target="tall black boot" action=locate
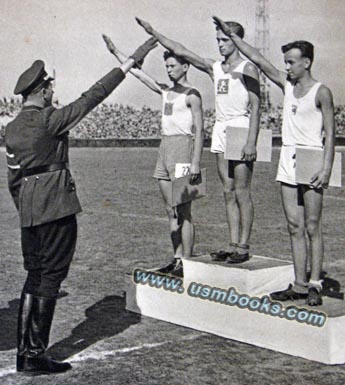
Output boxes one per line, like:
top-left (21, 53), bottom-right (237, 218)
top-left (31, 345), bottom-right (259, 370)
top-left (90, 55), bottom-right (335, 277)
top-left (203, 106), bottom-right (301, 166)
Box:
top-left (16, 292), bottom-right (34, 372)
top-left (20, 296), bottom-right (72, 375)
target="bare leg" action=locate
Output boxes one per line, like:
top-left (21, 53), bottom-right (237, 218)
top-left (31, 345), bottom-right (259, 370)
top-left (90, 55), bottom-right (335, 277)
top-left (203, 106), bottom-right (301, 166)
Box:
top-left (158, 179), bottom-right (183, 259)
top-left (233, 161), bottom-right (254, 249)
top-left (302, 186), bottom-right (324, 282)
top-left (280, 183), bottom-right (308, 290)
top-left (215, 153), bottom-right (239, 247)
top-left (177, 202), bottom-right (194, 259)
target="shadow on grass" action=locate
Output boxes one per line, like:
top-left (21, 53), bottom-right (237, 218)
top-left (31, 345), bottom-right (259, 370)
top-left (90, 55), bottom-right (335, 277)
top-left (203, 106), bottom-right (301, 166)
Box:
top-left (48, 294), bottom-right (141, 361)
top-left (0, 298), bottom-right (19, 351)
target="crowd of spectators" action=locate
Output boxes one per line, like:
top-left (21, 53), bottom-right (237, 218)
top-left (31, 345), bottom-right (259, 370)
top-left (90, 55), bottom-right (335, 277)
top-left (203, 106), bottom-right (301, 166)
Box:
top-left (1, 97), bottom-right (345, 139)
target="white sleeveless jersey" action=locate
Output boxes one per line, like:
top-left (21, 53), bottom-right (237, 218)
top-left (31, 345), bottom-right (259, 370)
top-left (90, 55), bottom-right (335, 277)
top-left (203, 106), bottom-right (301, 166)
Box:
top-left (161, 89), bottom-right (193, 136)
top-left (282, 81), bottom-right (323, 147)
top-left (213, 60), bottom-right (250, 126)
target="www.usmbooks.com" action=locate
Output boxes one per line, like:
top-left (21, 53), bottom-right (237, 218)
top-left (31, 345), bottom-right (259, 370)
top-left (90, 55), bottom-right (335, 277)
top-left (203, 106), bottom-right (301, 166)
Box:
top-left (133, 269), bottom-right (327, 327)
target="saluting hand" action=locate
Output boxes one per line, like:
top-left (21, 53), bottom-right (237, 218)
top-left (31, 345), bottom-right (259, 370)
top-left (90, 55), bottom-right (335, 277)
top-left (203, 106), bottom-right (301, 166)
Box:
top-left (136, 17), bottom-right (154, 35)
top-left (102, 34), bottom-right (116, 55)
top-left (212, 16), bottom-right (233, 37)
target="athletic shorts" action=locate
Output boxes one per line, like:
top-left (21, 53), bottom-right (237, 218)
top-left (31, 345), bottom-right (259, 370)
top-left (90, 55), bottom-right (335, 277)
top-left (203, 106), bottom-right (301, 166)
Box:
top-left (210, 116), bottom-right (250, 153)
top-left (276, 145), bottom-right (297, 186)
top-left (153, 135), bottom-right (193, 181)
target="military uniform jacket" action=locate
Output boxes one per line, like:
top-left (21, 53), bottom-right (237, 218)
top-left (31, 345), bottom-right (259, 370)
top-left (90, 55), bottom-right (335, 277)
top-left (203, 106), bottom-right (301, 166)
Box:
top-left (6, 68), bottom-right (125, 228)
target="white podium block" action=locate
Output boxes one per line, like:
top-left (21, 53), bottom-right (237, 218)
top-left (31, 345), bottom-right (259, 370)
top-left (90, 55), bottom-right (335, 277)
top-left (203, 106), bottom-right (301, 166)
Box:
top-left (126, 255), bottom-right (345, 364)
top-left (225, 127), bottom-right (272, 162)
top-left (182, 255), bottom-right (294, 296)
top-left (171, 168), bottom-right (207, 207)
top-left (295, 147), bottom-right (342, 187)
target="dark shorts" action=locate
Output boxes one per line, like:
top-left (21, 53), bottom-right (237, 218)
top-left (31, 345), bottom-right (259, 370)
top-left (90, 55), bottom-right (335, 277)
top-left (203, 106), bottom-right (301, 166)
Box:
top-left (153, 135), bottom-right (193, 181)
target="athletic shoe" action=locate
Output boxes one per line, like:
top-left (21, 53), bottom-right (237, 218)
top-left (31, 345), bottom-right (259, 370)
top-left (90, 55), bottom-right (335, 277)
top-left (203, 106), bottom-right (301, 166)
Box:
top-left (306, 287), bottom-right (323, 306)
top-left (170, 261), bottom-right (184, 278)
top-left (226, 252), bottom-right (250, 264)
top-left (156, 259), bottom-right (180, 274)
top-left (210, 250), bottom-right (235, 262)
top-left (270, 284), bottom-right (308, 301)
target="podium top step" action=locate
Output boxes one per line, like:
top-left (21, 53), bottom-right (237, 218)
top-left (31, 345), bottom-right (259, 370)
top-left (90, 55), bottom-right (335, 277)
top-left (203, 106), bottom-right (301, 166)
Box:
top-left (188, 255), bottom-right (292, 271)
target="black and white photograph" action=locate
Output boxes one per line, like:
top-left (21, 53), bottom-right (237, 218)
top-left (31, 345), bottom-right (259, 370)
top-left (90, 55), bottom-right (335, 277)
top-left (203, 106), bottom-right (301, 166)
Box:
top-left (0, 0), bottom-right (345, 384)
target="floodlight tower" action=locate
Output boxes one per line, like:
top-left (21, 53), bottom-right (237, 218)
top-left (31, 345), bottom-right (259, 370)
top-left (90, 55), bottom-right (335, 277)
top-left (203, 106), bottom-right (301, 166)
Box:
top-left (255, 0), bottom-right (271, 108)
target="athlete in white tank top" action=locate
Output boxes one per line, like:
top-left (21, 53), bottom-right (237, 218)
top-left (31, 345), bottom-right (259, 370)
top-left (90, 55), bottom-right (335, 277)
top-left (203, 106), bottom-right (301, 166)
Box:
top-left (161, 89), bottom-right (194, 136)
top-left (213, 60), bottom-right (250, 125)
top-left (282, 81), bottom-right (323, 147)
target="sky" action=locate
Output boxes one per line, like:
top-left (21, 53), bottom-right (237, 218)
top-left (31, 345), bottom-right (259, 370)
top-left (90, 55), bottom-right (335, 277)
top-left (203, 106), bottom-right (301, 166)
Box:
top-left (0, 0), bottom-right (344, 109)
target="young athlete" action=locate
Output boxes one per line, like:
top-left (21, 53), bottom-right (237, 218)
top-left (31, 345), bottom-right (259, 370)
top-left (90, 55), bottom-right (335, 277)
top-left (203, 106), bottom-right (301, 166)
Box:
top-left (103, 35), bottom-right (204, 277)
top-left (136, 17), bottom-right (260, 263)
top-left (213, 16), bottom-right (335, 306)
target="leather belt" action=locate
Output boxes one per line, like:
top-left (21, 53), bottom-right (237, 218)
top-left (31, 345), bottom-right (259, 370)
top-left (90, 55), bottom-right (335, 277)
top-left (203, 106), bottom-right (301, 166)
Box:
top-left (22, 162), bottom-right (69, 177)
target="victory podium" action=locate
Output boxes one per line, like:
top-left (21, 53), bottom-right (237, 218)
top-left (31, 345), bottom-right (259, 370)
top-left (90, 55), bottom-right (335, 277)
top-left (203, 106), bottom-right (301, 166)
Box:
top-left (126, 255), bottom-right (345, 364)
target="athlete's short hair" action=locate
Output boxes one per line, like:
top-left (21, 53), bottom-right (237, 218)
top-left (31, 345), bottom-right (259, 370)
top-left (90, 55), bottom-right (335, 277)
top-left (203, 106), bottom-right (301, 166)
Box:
top-left (281, 40), bottom-right (314, 65)
top-left (163, 51), bottom-right (189, 65)
top-left (215, 21), bottom-right (245, 39)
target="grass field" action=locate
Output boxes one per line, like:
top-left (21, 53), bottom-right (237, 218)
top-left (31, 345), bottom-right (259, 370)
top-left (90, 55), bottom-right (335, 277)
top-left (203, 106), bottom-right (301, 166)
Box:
top-left (1, 147), bottom-right (345, 385)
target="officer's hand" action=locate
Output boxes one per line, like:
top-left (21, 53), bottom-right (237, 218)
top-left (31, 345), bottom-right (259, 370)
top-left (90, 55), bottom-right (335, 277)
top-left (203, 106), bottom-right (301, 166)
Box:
top-left (129, 37), bottom-right (158, 68)
top-left (102, 34), bottom-right (116, 55)
top-left (136, 17), bottom-right (154, 35)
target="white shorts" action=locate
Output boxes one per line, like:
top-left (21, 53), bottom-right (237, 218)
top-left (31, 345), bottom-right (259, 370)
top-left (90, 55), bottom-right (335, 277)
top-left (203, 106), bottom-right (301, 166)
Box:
top-left (210, 117), bottom-right (250, 154)
top-left (276, 145), bottom-right (297, 185)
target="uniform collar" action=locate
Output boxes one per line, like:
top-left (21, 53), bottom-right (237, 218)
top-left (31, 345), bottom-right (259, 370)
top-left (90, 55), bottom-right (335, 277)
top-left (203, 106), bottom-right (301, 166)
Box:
top-left (22, 105), bottom-right (43, 112)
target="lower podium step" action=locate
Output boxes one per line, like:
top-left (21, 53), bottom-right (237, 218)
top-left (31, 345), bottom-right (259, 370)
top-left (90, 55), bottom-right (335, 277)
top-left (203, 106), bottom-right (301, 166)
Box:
top-left (126, 256), bottom-right (345, 365)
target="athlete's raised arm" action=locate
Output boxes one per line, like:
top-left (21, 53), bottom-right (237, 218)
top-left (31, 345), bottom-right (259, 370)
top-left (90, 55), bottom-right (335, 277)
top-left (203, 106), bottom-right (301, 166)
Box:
top-left (102, 34), bottom-right (163, 94)
top-left (136, 17), bottom-right (215, 79)
top-left (213, 16), bottom-right (286, 90)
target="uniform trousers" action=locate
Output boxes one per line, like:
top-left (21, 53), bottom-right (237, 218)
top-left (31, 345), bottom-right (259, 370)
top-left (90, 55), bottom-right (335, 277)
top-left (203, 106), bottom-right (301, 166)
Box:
top-left (21, 214), bottom-right (77, 298)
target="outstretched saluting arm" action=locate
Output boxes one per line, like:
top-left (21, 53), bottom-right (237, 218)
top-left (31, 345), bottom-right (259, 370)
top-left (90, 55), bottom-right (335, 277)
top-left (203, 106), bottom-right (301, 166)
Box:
top-left (46, 37), bottom-right (158, 136)
top-left (102, 34), bottom-right (163, 94)
top-left (213, 16), bottom-right (286, 90)
top-left (136, 17), bottom-right (215, 79)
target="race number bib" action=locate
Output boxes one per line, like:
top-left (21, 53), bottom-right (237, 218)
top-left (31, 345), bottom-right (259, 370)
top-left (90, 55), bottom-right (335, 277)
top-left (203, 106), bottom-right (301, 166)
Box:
top-left (175, 163), bottom-right (191, 178)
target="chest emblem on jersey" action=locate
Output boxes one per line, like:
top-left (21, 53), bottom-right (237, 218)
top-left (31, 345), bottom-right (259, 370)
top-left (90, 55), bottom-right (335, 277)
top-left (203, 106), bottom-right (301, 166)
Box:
top-left (164, 102), bottom-right (174, 115)
top-left (217, 79), bottom-right (229, 94)
top-left (291, 104), bottom-right (298, 115)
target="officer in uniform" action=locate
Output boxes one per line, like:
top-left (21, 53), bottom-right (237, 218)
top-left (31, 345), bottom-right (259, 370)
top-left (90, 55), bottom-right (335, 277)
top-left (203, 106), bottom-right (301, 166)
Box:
top-left (5, 37), bottom-right (157, 375)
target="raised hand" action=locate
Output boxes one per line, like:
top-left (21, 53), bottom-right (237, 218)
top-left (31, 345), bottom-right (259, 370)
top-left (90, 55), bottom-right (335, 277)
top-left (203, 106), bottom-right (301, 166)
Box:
top-left (135, 17), bottom-right (154, 35)
top-left (212, 16), bottom-right (233, 36)
top-left (102, 34), bottom-right (116, 55)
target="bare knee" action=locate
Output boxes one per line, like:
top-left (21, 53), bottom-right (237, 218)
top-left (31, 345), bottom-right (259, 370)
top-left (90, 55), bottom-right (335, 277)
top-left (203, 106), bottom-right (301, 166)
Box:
top-left (234, 185), bottom-right (251, 204)
top-left (305, 217), bottom-right (321, 239)
top-left (287, 220), bottom-right (305, 238)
